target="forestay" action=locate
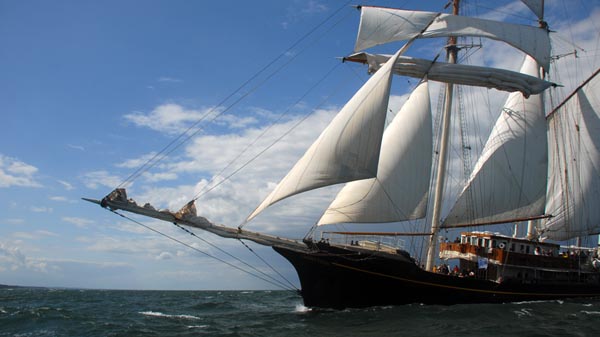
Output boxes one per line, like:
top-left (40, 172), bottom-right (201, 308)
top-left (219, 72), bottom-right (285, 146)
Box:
top-left (354, 6), bottom-right (551, 70)
top-left (542, 69), bottom-right (600, 241)
top-left (345, 52), bottom-right (554, 97)
top-left (318, 81), bottom-right (432, 225)
top-left (246, 49), bottom-right (403, 222)
top-left (443, 56), bottom-right (547, 227)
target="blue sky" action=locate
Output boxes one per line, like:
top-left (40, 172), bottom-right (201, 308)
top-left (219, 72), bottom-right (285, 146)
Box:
top-left (1, 0), bottom-right (599, 290)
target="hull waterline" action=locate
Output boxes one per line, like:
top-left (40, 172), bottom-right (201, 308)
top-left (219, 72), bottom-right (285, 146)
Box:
top-left (273, 244), bottom-right (600, 309)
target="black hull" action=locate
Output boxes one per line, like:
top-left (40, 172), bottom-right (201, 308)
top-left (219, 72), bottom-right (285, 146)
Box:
top-left (273, 245), bottom-right (600, 309)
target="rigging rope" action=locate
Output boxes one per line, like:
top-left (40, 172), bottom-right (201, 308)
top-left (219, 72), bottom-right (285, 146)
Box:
top-left (108, 209), bottom-right (298, 292)
top-left (192, 61), bottom-right (343, 202)
top-left (237, 239), bottom-right (298, 291)
top-left (192, 5), bottom-right (359, 201)
top-left (172, 222), bottom-right (299, 292)
top-left (115, 0), bottom-right (355, 191)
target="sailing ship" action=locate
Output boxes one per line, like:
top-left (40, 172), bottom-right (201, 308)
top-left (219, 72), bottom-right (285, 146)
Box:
top-left (86, 0), bottom-right (600, 309)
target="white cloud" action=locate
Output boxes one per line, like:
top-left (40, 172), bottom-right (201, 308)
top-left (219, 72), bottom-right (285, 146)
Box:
top-left (67, 144), bottom-right (85, 151)
top-left (214, 114), bottom-right (258, 129)
top-left (156, 251), bottom-right (174, 260)
top-left (0, 240), bottom-right (135, 287)
top-left (0, 241), bottom-right (47, 273)
top-left (118, 107), bottom-right (339, 237)
top-left (83, 231), bottom-right (211, 261)
top-left (62, 216), bottom-right (94, 228)
top-left (57, 180), bottom-right (75, 190)
top-left (157, 77), bottom-right (182, 83)
top-left (12, 232), bottom-right (35, 240)
top-left (301, 0), bottom-right (328, 14)
top-left (116, 152), bottom-right (160, 169)
top-left (3, 218), bottom-right (25, 225)
top-left (141, 171), bottom-right (178, 183)
top-left (12, 230), bottom-right (58, 240)
top-left (36, 230), bottom-right (59, 237)
top-left (30, 206), bottom-right (53, 213)
top-left (282, 0), bottom-right (328, 29)
top-left (81, 170), bottom-right (122, 190)
top-left (124, 103), bottom-right (220, 135)
top-left (0, 154), bottom-right (41, 188)
top-left (123, 103), bottom-right (261, 135)
top-left (113, 105), bottom-right (337, 232)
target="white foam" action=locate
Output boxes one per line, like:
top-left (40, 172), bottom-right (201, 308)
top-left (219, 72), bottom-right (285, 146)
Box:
top-left (513, 308), bottom-right (533, 317)
top-left (139, 311), bottom-right (201, 320)
top-left (294, 304), bottom-right (311, 313)
top-left (513, 299), bottom-right (560, 305)
top-left (187, 325), bottom-right (209, 329)
top-left (581, 310), bottom-right (600, 315)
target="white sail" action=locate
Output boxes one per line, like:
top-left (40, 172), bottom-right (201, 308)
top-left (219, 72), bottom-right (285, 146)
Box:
top-left (355, 6), bottom-right (551, 69)
top-left (318, 81), bottom-right (432, 225)
top-left (521, 0), bottom-right (544, 20)
top-left (443, 56), bottom-right (547, 227)
top-left (246, 49), bottom-right (403, 222)
top-left (542, 69), bottom-right (600, 241)
top-left (345, 52), bottom-right (554, 96)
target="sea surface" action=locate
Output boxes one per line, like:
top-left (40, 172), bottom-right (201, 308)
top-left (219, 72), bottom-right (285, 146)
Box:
top-left (1, 287), bottom-right (599, 337)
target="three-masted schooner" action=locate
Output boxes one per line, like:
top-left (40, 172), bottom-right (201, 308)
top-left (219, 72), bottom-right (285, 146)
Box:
top-left (87, 0), bottom-right (600, 309)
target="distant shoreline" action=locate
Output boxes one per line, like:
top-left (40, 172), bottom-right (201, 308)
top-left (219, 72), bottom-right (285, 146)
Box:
top-left (0, 284), bottom-right (34, 289)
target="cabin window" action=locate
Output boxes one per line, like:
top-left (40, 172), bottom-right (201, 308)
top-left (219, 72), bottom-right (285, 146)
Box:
top-left (511, 243), bottom-right (515, 252)
top-left (491, 240), bottom-right (497, 248)
top-left (526, 246), bottom-right (530, 254)
top-left (519, 244), bottom-right (524, 253)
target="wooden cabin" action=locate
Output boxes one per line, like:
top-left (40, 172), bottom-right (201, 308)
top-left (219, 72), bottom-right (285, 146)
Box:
top-left (439, 232), bottom-right (599, 284)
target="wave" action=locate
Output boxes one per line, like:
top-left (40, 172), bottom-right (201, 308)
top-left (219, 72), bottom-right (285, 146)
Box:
top-left (512, 299), bottom-right (563, 305)
top-left (187, 325), bottom-right (209, 329)
top-left (139, 311), bottom-right (201, 320)
top-left (513, 308), bottom-right (533, 317)
top-left (294, 304), bottom-right (312, 313)
top-left (581, 310), bottom-right (600, 315)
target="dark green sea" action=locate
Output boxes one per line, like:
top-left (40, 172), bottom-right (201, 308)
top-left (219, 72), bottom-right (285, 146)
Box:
top-left (1, 287), bottom-right (599, 336)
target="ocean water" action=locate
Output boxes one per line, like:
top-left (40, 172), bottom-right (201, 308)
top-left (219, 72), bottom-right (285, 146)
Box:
top-left (1, 287), bottom-right (599, 337)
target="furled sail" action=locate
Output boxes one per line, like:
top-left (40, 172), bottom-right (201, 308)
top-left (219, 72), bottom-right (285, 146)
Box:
top-left (246, 49), bottom-right (403, 222)
top-left (542, 68), bottom-right (600, 241)
top-left (355, 6), bottom-right (551, 69)
top-left (318, 81), bottom-right (432, 225)
top-left (345, 52), bottom-right (554, 97)
top-left (443, 56), bottom-right (547, 227)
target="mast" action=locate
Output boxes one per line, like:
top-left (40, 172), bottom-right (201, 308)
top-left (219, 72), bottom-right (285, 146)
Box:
top-left (425, 0), bottom-right (459, 271)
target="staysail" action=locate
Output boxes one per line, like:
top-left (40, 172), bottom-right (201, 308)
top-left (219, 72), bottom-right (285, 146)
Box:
top-left (318, 81), bottom-right (432, 225)
top-left (246, 49), bottom-right (404, 221)
top-left (521, 0), bottom-right (544, 20)
top-left (542, 68), bottom-right (600, 240)
top-left (443, 55), bottom-right (547, 227)
top-left (354, 6), bottom-right (551, 69)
